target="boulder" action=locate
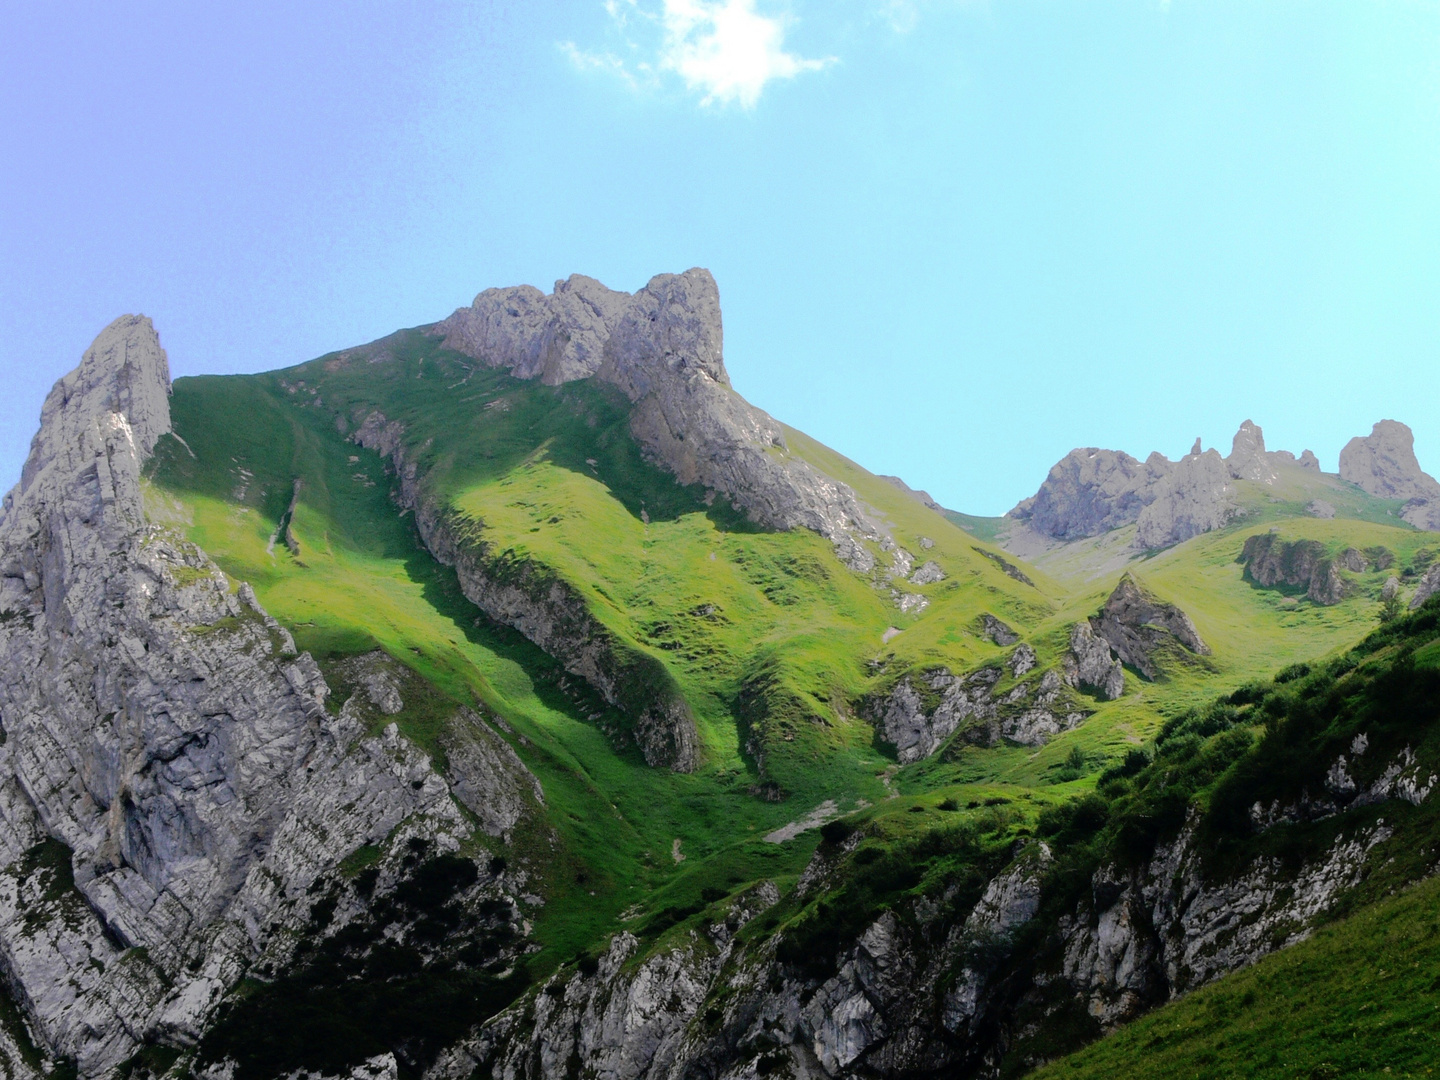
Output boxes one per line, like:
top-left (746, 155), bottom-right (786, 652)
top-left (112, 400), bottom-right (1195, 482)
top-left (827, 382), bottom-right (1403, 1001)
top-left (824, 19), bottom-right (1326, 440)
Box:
top-left (981, 614), bottom-right (1019, 646)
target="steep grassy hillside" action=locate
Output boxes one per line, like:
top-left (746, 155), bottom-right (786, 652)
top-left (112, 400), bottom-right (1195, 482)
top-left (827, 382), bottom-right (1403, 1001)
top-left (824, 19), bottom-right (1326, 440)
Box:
top-left (142, 324), bottom-right (1440, 1064)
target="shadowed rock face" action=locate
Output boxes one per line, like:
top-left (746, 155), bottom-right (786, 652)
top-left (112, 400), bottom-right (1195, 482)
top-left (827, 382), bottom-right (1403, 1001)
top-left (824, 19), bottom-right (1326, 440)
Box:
top-left (1339, 420), bottom-right (1440, 532)
top-left (1090, 574), bottom-right (1209, 680)
top-left (1240, 533), bottom-right (1352, 606)
top-left (435, 269), bottom-right (885, 565)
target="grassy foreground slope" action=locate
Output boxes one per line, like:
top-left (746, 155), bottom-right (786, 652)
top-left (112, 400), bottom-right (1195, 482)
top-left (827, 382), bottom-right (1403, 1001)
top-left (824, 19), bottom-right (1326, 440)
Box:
top-left (1033, 872), bottom-right (1440, 1079)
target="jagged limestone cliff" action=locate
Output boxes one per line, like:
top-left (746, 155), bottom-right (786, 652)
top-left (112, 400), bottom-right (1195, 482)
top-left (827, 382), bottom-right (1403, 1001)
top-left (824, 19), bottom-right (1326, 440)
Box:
top-left (0, 318), bottom-right (540, 1077)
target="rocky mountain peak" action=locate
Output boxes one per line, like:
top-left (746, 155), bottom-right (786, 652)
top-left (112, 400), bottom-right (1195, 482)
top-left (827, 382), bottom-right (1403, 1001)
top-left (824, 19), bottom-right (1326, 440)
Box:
top-left (1339, 420), bottom-right (1440, 502)
top-left (436, 272), bottom-right (631, 385)
top-left (435, 269), bottom-right (727, 391)
top-left (1227, 419), bottom-right (1275, 482)
top-left (14, 315), bottom-right (172, 504)
top-left (435, 268), bottom-right (884, 565)
top-left (1340, 420), bottom-right (1440, 531)
top-left (1007, 447), bottom-right (1171, 540)
top-left (598, 268), bottom-right (729, 397)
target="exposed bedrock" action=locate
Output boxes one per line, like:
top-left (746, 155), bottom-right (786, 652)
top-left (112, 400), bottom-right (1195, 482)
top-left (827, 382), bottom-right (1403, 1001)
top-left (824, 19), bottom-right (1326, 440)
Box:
top-left (1064, 621), bottom-right (1126, 701)
top-left (1133, 448), bottom-right (1238, 550)
top-left (866, 662), bottom-right (1088, 762)
top-left (1007, 448), bottom-right (1172, 540)
top-left (1012, 421), bottom-right (1329, 548)
top-left (1340, 419), bottom-right (1440, 532)
top-left (352, 411), bottom-right (699, 772)
top-left (447, 782), bottom-right (1416, 1080)
top-left (1091, 573), bottom-right (1210, 678)
top-left (0, 318), bottom-right (521, 1075)
top-left (1412, 564), bottom-right (1440, 611)
top-left (436, 269), bottom-right (886, 567)
top-left (1064, 575), bottom-right (1208, 694)
top-left (1239, 533), bottom-right (1351, 606)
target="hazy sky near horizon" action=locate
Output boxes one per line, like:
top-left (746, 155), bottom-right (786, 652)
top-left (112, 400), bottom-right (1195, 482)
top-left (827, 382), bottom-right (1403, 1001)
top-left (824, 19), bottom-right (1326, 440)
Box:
top-left (3, 1), bottom-right (1439, 515)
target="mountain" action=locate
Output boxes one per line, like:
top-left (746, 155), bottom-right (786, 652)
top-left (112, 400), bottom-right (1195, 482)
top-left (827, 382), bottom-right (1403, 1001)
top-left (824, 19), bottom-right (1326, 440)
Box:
top-left (0, 271), bottom-right (1438, 1080)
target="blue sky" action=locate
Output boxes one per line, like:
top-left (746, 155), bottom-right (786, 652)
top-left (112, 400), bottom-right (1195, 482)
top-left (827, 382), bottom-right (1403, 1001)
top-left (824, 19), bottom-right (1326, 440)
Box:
top-left (3, 1), bottom-right (1439, 515)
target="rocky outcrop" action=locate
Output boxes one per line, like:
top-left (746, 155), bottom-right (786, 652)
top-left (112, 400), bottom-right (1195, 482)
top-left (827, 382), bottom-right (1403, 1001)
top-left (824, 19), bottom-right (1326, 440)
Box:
top-left (1134, 448), bottom-right (1238, 549)
top-left (1339, 420), bottom-right (1440, 532)
top-left (351, 411), bottom-right (700, 772)
top-left (0, 319), bottom-right (510, 1075)
top-left (435, 270), bottom-right (886, 565)
top-left (1063, 622), bottom-right (1125, 700)
top-left (1412, 564), bottom-right (1440, 610)
top-left (1013, 421), bottom-right (1330, 548)
top-left (1225, 419), bottom-right (1276, 482)
top-left (439, 882), bottom-right (781, 1080)
top-left (1008, 449), bottom-right (1172, 540)
top-left (1339, 419), bottom-right (1440, 501)
top-left (868, 664), bottom-right (1087, 761)
top-left (980, 614), bottom-right (1019, 646)
top-left (1239, 533), bottom-right (1350, 606)
top-left (451, 774), bottom-right (1418, 1080)
top-left (1090, 574), bottom-right (1209, 679)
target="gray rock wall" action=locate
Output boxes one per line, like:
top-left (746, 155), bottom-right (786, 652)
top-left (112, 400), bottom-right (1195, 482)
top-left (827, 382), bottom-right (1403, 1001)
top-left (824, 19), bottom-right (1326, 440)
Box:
top-left (0, 319), bottom-right (514, 1075)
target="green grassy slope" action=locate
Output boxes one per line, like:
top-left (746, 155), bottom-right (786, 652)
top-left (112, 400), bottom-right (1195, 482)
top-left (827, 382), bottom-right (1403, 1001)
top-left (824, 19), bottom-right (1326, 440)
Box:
top-left (146, 373), bottom-right (823, 967)
top-left (1032, 869), bottom-right (1440, 1080)
top-left (250, 330), bottom-right (1057, 794)
top-left (143, 325), bottom-right (1440, 1014)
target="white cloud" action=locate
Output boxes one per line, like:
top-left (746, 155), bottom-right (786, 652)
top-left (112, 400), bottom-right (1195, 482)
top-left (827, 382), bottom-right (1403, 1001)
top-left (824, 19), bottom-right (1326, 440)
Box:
top-left (564, 0), bottom-right (833, 108)
top-left (659, 0), bottom-right (831, 106)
